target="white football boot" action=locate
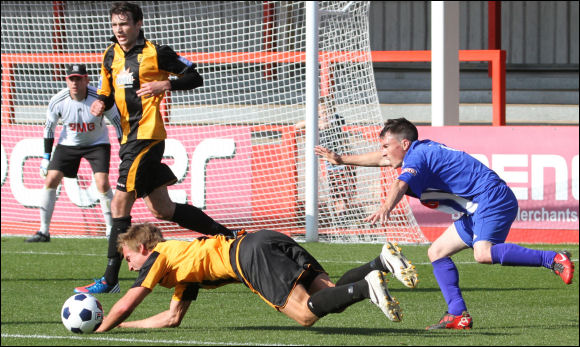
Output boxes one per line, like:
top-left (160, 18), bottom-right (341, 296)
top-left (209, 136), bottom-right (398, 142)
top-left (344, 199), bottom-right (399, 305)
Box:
top-left (364, 270), bottom-right (402, 322)
top-left (380, 241), bottom-right (418, 289)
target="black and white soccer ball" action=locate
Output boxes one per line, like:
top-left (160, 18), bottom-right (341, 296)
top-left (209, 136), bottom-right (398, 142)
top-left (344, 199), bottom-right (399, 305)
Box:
top-left (61, 293), bottom-right (103, 333)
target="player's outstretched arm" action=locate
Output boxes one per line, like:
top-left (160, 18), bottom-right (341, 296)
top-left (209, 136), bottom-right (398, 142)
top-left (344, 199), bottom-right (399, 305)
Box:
top-left (96, 286), bottom-right (151, 332)
top-left (364, 179), bottom-right (408, 225)
top-left (315, 145), bottom-right (389, 167)
top-left (118, 298), bottom-right (192, 329)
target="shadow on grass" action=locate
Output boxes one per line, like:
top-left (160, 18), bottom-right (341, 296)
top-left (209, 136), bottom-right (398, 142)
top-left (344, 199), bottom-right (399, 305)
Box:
top-left (0, 276), bottom-right (559, 295)
top-left (230, 325), bottom-right (520, 337)
top-left (373, 286), bottom-right (558, 294)
top-left (92, 325), bottom-right (519, 338)
top-left (2, 321), bottom-right (60, 325)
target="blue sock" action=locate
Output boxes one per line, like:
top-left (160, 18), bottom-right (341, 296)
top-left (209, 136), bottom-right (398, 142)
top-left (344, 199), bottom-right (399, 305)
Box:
top-left (491, 243), bottom-right (556, 268)
top-left (432, 257), bottom-right (467, 316)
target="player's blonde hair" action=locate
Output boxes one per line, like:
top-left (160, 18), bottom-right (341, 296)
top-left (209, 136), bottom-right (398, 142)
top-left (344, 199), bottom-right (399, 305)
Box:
top-left (117, 223), bottom-right (165, 253)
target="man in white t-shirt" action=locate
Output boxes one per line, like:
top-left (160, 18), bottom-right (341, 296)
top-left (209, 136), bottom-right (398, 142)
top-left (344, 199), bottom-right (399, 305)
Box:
top-left (26, 64), bottom-right (123, 242)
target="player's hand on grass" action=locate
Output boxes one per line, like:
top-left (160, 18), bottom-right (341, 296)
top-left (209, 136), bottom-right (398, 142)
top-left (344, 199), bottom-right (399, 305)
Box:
top-left (91, 99), bottom-right (105, 117)
top-left (314, 145), bottom-right (342, 165)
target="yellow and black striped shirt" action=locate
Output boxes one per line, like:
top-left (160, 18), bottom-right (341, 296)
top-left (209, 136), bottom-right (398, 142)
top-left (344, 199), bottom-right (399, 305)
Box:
top-left (133, 236), bottom-right (239, 302)
top-left (97, 31), bottom-right (202, 143)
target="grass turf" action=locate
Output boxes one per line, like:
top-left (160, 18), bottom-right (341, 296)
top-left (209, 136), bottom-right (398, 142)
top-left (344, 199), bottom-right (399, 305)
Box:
top-left (1, 236), bottom-right (578, 346)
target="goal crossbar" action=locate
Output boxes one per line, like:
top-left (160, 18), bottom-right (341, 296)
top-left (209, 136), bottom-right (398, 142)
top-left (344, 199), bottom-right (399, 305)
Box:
top-left (3, 49), bottom-right (507, 126)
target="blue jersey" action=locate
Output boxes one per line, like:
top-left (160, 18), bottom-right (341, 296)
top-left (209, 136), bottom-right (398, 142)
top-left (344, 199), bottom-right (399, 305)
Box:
top-left (398, 140), bottom-right (507, 215)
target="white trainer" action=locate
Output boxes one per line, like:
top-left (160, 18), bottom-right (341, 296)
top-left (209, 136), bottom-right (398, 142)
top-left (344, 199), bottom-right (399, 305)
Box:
top-left (380, 241), bottom-right (418, 289)
top-left (364, 270), bottom-right (402, 322)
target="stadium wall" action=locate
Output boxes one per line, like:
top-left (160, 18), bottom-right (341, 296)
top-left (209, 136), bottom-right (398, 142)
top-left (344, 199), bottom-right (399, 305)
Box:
top-left (369, 1), bottom-right (579, 109)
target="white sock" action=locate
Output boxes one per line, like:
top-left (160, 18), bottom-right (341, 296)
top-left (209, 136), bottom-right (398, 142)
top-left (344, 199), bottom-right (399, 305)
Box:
top-left (100, 189), bottom-right (114, 237)
top-left (39, 188), bottom-right (57, 235)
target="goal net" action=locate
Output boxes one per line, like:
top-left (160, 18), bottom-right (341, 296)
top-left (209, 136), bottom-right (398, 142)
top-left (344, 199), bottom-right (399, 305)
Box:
top-left (1, 1), bottom-right (427, 243)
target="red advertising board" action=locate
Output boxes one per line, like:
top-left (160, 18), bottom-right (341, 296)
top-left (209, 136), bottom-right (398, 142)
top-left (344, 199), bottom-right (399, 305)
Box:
top-left (1, 124), bottom-right (578, 243)
top-left (408, 126), bottom-right (578, 243)
top-left (0, 125), bottom-right (254, 226)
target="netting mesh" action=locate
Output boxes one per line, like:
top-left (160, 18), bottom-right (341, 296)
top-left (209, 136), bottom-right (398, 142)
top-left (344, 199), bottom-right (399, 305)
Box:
top-left (1, 1), bottom-right (426, 243)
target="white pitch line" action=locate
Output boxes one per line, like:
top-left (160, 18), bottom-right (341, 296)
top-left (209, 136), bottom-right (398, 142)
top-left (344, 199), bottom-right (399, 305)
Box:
top-left (1, 333), bottom-right (302, 346)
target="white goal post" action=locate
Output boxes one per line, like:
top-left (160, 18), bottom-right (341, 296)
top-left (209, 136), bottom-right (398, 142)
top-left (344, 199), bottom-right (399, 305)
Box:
top-left (1, 1), bottom-right (427, 243)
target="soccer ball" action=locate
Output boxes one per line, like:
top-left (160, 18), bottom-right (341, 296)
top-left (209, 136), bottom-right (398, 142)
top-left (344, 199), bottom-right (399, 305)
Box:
top-left (61, 293), bottom-right (103, 333)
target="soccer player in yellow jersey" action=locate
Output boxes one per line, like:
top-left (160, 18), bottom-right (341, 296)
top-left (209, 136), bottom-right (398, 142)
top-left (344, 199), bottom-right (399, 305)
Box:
top-left (96, 224), bottom-right (417, 331)
top-left (77, 2), bottom-right (236, 295)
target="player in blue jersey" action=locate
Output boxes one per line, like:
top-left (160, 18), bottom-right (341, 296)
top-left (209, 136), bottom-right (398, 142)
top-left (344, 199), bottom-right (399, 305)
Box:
top-left (315, 117), bottom-right (575, 330)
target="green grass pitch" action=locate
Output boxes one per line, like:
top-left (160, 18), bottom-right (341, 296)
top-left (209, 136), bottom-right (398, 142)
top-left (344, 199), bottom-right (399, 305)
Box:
top-left (1, 236), bottom-right (578, 346)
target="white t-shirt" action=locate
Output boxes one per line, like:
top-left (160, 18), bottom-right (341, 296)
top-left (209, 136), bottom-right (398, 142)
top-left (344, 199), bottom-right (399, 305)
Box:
top-left (44, 85), bottom-right (122, 146)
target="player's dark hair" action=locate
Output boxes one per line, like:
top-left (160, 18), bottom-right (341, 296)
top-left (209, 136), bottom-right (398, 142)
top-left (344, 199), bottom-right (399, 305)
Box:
top-left (110, 2), bottom-right (143, 24)
top-left (117, 223), bottom-right (165, 253)
top-left (379, 117), bottom-right (418, 142)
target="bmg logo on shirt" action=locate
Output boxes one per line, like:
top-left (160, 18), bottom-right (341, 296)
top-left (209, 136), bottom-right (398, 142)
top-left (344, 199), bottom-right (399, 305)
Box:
top-left (69, 122), bottom-right (95, 132)
top-left (115, 67), bottom-right (135, 89)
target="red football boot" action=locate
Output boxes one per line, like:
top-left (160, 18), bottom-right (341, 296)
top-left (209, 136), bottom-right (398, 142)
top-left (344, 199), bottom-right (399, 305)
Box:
top-left (552, 251), bottom-right (574, 284)
top-left (426, 311), bottom-right (473, 330)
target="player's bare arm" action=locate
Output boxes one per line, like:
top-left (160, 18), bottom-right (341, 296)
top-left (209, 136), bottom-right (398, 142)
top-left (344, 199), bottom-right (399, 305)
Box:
top-left (364, 179), bottom-right (408, 225)
top-left (315, 146), bottom-right (389, 167)
top-left (136, 80), bottom-right (172, 98)
top-left (118, 298), bottom-right (192, 329)
top-left (95, 286), bottom-right (151, 332)
top-left (90, 99), bottom-right (105, 117)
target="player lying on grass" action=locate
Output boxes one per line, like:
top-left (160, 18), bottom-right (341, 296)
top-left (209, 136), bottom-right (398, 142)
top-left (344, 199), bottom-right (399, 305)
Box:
top-left (95, 223), bottom-right (418, 331)
top-left (315, 117), bottom-right (575, 330)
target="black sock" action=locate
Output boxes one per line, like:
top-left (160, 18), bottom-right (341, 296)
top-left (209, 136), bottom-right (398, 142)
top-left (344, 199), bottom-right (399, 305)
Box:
top-left (335, 257), bottom-right (385, 286)
top-left (103, 216), bottom-right (131, 285)
top-left (103, 256), bottom-right (122, 286)
top-left (172, 203), bottom-right (233, 237)
top-left (307, 280), bottom-right (369, 318)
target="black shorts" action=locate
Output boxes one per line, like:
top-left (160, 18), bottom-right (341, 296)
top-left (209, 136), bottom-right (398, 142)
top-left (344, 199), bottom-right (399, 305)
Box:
top-left (117, 139), bottom-right (177, 198)
top-left (229, 229), bottom-right (327, 310)
top-left (48, 143), bottom-right (111, 178)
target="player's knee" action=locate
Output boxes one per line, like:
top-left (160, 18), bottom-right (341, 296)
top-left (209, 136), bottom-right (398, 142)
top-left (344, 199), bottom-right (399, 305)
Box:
top-left (96, 182), bottom-right (111, 193)
top-left (297, 313), bottom-right (318, 327)
top-left (150, 207), bottom-right (172, 220)
top-left (150, 209), bottom-right (166, 220)
top-left (473, 249), bottom-right (492, 264)
top-left (44, 176), bottom-right (61, 189)
top-left (427, 245), bottom-right (442, 262)
top-left (473, 242), bottom-right (493, 264)
top-left (288, 309), bottom-right (318, 327)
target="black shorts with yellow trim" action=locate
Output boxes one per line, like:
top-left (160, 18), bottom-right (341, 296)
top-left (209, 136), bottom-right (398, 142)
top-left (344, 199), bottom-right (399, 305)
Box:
top-left (229, 229), bottom-right (327, 310)
top-left (116, 139), bottom-right (177, 198)
top-left (48, 143), bottom-right (111, 178)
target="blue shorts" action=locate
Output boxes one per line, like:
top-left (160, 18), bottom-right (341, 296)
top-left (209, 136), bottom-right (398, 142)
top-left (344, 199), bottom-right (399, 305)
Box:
top-left (454, 184), bottom-right (518, 248)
